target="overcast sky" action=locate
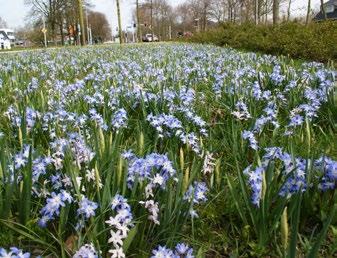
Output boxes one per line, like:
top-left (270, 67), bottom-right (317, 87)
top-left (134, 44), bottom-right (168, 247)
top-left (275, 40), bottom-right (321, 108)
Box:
top-left (0, 0), bottom-right (322, 33)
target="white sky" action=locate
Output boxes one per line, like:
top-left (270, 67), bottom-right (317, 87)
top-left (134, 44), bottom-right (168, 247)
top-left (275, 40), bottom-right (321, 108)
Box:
top-left (0, 0), bottom-right (322, 33)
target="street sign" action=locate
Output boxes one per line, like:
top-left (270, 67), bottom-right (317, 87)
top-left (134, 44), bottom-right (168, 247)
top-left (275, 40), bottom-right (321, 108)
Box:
top-left (41, 28), bottom-right (47, 33)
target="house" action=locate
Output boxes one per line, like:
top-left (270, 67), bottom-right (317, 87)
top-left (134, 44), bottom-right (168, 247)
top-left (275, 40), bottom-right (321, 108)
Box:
top-left (0, 29), bottom-right (15, 45)
top-left (314, 0), bottom-right (337, 21)
top-left (0, 31), bottom-right (11, 50)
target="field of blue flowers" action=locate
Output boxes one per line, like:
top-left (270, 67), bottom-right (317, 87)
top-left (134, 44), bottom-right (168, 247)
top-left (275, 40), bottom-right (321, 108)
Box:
top-left (0, 43), bottom-right (336, 257)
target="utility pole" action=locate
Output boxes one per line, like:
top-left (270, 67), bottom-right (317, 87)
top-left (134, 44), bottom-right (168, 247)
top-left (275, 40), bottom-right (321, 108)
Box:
top-left (78, 0), bottom-right (86, 45)
top-left (116, 0), bottom-right (123, 44)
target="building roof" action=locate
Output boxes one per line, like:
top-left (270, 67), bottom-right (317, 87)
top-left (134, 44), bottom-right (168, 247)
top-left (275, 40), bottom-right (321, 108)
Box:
top-left (314, 0), bottom-right (337, 20)
top-left (0, 31), bottom-right (10, 40)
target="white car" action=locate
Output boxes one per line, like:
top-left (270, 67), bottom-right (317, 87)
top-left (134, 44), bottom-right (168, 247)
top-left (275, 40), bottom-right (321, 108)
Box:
top-left (142, 34), bottom-right (159, 42)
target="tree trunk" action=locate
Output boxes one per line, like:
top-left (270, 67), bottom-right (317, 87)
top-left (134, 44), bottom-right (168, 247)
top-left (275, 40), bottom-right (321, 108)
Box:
top-left (265, 1), bottom-right (268, 24)
top-left (258, 0), bottom-right (262, 23)
top-left (136, 0), bottom-right (141, 42)
top-left (228, 5), bottom-right (230, 21)
top-left (150, 0), bottom-right (153, 41)
top-left (116, 0), bottom-right (123, 44)
top-left (306, 0), bottom-right (311, 24)
top-left (320, 0), bottom-right (327, 20)
top-left (273, 0), bottom-right (279, 24)
top-left (287, 0), bottom-right (292, 21)
top-left (255, 0), bottom-right (258, 24)
top-left (78, 0), bottom-right (86, 45)
top-left (60, 23), bottom-right (64, 45)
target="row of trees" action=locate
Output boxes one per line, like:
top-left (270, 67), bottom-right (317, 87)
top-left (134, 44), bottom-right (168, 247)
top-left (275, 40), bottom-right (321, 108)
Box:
top-left (19, 0), bottom-right (111, 46)
top-left (4, 0), bottom-right (327, 46)
top-left (131, 0), bottom-right (325, 42)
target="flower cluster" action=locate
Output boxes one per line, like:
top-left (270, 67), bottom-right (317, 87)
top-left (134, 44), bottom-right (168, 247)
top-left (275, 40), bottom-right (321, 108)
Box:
top-left (73, 243), bottom-right (99, 258)
top-left (124, 152), bottom-right (177, 195)
top-left (106, 194), bottom-right (133, 256)
top-left (315, 156), bottom-right (337, 191)
top-left (242, 130), bottom-right (258, 150)
top-left (244, 147), bottom-right (310, 206)
top-left (38, 190), bottom-right (73, 227)
top-left (139, 199), bottom-right (160, 225)
top-left (232, 100), bottom-right (251, 120)
top-left (13, 145), bottom-right (31, 170)
top-left (151, 243), bottom-right (194, 258)
top-left (243, 166), bottom-right (264, 206)
top-left (0, 247), bottom-right (31, 258)
top-left (77, 196), bottom-right (98, 219)
top-left (111, 108), bottom-right (128, 130)
top-left (146, 113), bottom-right (203, 154)
top-left (184, 182), bottom-right (208, 218)
top-left (202, 152), bottom-right (216, 175)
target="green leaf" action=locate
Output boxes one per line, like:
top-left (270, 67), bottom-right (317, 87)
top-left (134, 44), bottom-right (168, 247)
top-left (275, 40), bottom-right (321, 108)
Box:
top-left (123, 224), bottom-right (138, 252)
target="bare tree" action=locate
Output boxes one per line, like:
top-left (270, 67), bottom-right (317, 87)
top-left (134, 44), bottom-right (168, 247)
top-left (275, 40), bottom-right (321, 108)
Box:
top-left (0, 17), bottom-right (7, 28)
top-left (25, 0), bottom-right (92, 45)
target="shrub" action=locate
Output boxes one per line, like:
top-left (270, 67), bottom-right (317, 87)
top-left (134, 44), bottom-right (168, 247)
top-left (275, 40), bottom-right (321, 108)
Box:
top-left (188, 21), bottom-right (337, 63)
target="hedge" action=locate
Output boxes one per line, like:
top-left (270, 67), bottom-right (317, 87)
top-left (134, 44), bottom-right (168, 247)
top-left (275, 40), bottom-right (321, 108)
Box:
top-left (188, 21), bottom-right (337, 63)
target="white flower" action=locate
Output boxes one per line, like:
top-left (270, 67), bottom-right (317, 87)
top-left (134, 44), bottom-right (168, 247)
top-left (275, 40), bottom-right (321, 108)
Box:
top-left (105, 216), bottom-right (120, 227)
top-left (109, 247), bottom-right (125, 258)
top-left (108, 230), bottom-right (124, 247)
top-left (152, 174), bottom-right (164, 186)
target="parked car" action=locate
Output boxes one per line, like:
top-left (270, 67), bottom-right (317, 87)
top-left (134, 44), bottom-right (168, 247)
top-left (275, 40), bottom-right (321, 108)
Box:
top-left (142, 34), bottom-right (159, 42)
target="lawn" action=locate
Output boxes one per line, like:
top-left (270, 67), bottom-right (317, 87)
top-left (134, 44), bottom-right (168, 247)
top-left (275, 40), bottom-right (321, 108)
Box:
top-left (0, 43), bottom-right (336, 257)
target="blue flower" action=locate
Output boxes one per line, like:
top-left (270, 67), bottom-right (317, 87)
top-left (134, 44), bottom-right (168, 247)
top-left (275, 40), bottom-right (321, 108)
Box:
top-left (38, 190), bottom-right (73, 227)
top-left (242, 130), bottom-right (258, 150)
top-left (175, 243), bottom-right (194, 257)
top-left (111, 108), bottom-right (128, 130)
top-left (0, 247), bottom-right (31, 258)
top-left (151, 245), bottom-right (175, 258)
top-left (126, 153), bottom-right (176, 190)
top-left (243, 166), bottom-right (264, 206)
top-left (315, 156), bottom-right (337, 191)
top-left (289, 114), bottom-right (304, 127)
top-left (73, 243), bottom-right (99, 258)
top-left (184, 182), bottom-right (208, 204)
top-left (77, 196), bottom-right (98, 219)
